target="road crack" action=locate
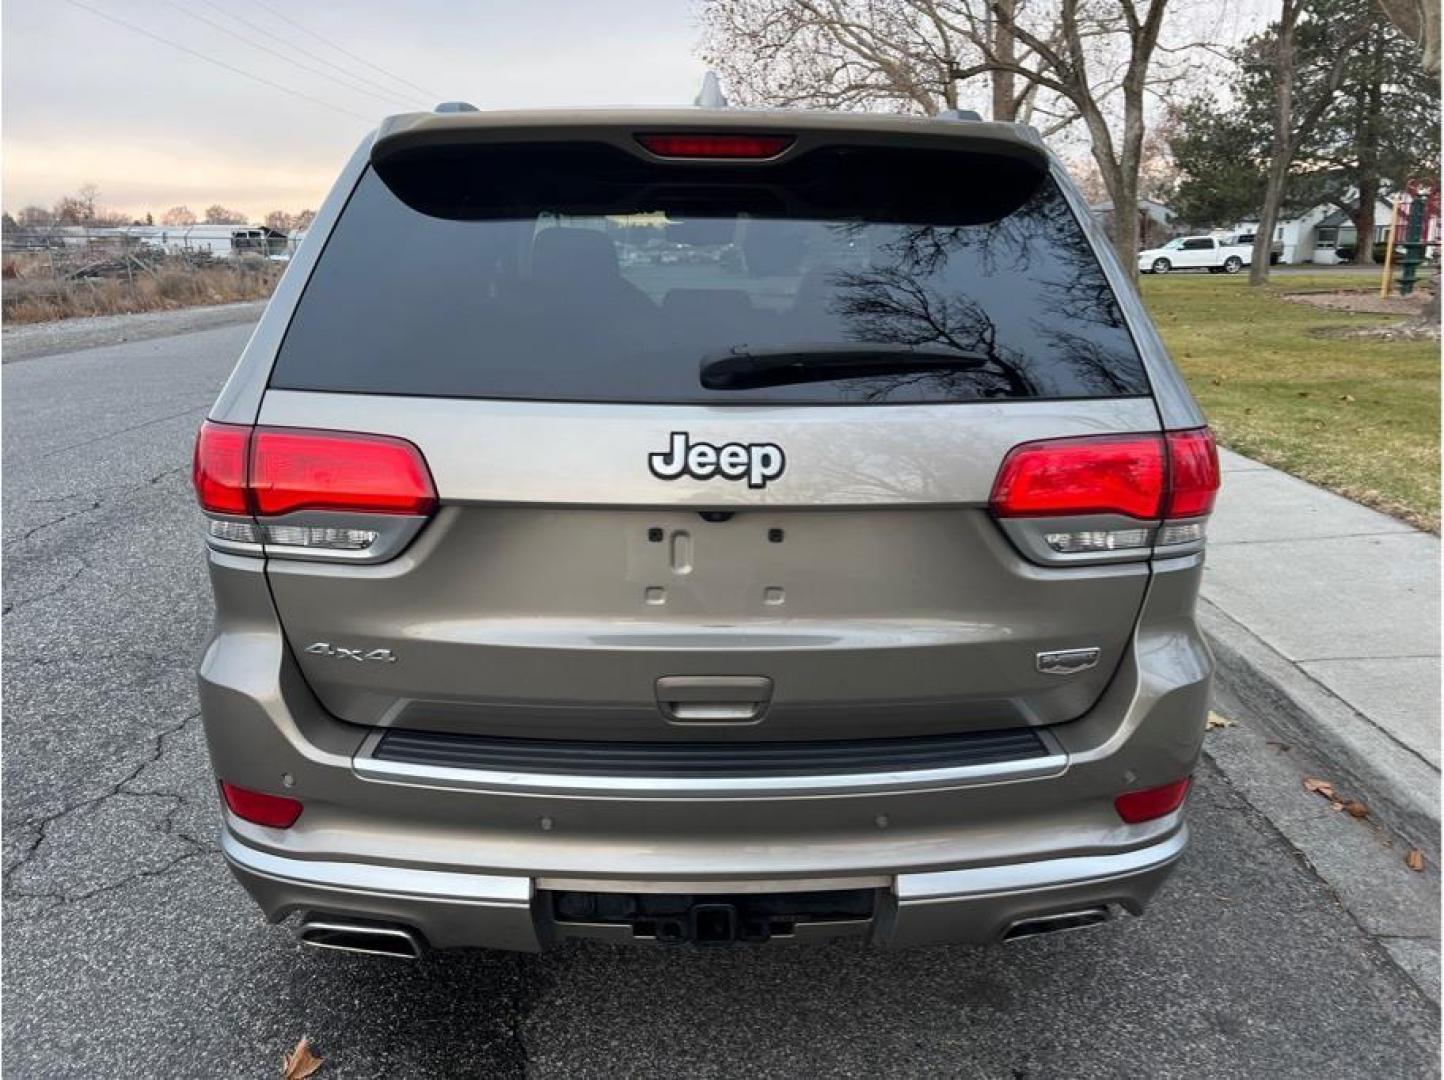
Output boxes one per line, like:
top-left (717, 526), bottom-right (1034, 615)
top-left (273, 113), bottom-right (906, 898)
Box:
top-left (3, 710), bottom-right (206, 915)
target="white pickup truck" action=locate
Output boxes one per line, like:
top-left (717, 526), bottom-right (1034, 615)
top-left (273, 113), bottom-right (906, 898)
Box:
top-left (1138, 235), bottom-right (1252, 274)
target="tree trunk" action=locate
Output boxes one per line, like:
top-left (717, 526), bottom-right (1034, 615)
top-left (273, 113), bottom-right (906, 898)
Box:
top-left (1350, 26), bottom-right (1386, 265)
top-left (1094, 151), bottom-right (1141, 279)
top-left (1252, 0), bottom-right (1298, 285)
top-left (1253, 166), bottom-right (1290, 284)
top-left (1351, 177), bottom-right (1379, 264)
top-left (991, 0), bottom-right (1017, 122)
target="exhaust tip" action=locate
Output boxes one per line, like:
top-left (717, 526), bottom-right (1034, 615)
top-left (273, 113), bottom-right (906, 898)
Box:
top-left (297, 917), bottom-right (422, 960)
top-left (1002, 906), bottom-right (1111, 943)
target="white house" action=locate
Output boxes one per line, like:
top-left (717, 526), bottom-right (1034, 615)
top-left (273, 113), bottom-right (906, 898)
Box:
top-left (1230, 197), bottom-right (1394, 265)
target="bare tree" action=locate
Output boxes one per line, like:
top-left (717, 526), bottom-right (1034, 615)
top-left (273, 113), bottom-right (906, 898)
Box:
top-left (700, 0), bottom-right (966, 114)
top-left (940, 1), bottom-right (1175, 275)
top-left (264, 210), bottom-right (294, 233)
top-left (162, 205), bottom-right (197, 226)
top-left (16, 206), bottom-right (55, 227)
top-left (291, 209), bottom-right (317, 231)
top-left (77, 183), bottom-right (99, 220)
top-left (204, 204), bottom-right (248, 225)
top-left (700, 0), bottom-right (1207, 276)
top-left (1248, 0), bottom-right (1369, 284)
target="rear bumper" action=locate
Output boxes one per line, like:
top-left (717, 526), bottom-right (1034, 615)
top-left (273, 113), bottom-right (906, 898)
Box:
top-left (222, 825), bottom-right (1187, 951)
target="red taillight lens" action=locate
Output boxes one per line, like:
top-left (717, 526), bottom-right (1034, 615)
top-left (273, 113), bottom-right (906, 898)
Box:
top-left (635, 133), bottom-right (794, 159)
top-left (221, 781), bottom-right (303, 828)
top-left (1114, 777), bottom-right (1191, 824)
top-left (1164, 428), bottom-right (1220, 518)
top-left (193, 421), bottom-right (252, 515)
top-left (990, 435), bottom-right (1166, 520)
top-left (249, 429), bottom-right (436, 517)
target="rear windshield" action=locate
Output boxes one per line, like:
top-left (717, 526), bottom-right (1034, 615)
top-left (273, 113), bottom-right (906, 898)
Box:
top-left (271, 142), bottom-right (1150, 404)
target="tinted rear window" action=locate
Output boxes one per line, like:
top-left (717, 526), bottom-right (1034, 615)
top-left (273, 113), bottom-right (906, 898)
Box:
top-left (271, 142), bottom-right (1149, 404)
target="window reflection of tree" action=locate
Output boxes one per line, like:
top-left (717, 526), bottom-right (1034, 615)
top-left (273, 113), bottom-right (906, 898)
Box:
top-left (827, 264), bottom-right (1036, 401)
top-left (814, 183), bottom-right (1142, 402)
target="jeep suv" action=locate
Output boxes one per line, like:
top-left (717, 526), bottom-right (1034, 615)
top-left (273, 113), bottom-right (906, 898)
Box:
top-left (194, 106), bottom-right (1218, 957)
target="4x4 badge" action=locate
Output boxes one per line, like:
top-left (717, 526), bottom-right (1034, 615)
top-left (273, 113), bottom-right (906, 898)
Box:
top-left (648, 431), bottom-right (785, 489)
top-left (305, 642), bottom-right (397, 663)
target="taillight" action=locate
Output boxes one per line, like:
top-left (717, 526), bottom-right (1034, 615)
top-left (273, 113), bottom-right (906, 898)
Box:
top-left (221, 781), bottom-right (303, 828)
top-left (991, 434), bottom-right (1166, 520)
top-left (1163, 428), bottom-right (1220, 518)
top-left (249, 428), bottom-right (436, 517)
top-left (990, 428), bottom-right (1221, 559)
top-left (190, 422), bottom-right (436, 559)
top-left (193, 421), bottom-right (251, 515)
top-left (1114, 777), bottom-right (1191, 823)
top-left (635, 133), bottom-right (794, 159)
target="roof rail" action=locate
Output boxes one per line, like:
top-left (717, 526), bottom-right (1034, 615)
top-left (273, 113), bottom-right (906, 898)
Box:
top-left (938, 109), bottom-right (983, 122)
top-left (694, 71), bottom-right (728, 109)
top-left (434, 101), bottom-right (479, 114)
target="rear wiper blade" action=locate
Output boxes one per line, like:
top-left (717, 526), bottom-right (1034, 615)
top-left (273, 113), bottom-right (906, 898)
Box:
top-left (699, 344), bottom-right (989, 391)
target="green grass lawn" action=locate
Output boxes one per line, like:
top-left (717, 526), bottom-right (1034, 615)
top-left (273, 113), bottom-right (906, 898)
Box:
top-left (1140, 271), bottom-right (1440, 531)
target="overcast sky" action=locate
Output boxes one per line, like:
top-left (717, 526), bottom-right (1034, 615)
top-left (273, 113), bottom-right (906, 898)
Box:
top-left (3, 0), bottom-right (708, 218)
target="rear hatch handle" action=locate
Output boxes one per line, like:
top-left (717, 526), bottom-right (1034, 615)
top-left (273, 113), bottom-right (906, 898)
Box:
top-left (656, 676), bottom-right (773, 724)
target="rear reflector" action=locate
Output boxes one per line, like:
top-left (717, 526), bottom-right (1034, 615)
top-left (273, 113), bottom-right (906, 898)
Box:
top-left (1164, 428), bottom-right (1221, 518)
top-left (193, 421), bottom-right (251, 515)
top-left (635, 133), bottom-right (794, 159)
top-left (221, 781), bottom-right (303, 828)
top-left (991, 435), bottom-right (1166, 520)
top-left (1114, 777), bottom-right (1191, 823)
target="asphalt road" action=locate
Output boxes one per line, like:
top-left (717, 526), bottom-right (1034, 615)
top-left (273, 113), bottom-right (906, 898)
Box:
top-left (2, 322), bottom-right (1438, 1078)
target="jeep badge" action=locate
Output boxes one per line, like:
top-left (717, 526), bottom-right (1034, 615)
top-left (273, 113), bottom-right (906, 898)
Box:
top-left (648, 431), bottom-right (785, 489)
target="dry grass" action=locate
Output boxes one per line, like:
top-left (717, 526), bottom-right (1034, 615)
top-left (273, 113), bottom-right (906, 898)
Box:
top-left (2, 252), bottom-right (283, 324)
top-left (1142, 271), bottom-right (1440, 531)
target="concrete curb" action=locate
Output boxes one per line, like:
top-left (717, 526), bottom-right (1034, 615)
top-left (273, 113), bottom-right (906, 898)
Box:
top-left (1202, 598), bottom-right (1441, 854)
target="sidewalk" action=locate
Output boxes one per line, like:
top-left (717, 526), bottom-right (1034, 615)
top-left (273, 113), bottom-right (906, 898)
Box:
top-left (1201, 448), bottom-right (1441, 848)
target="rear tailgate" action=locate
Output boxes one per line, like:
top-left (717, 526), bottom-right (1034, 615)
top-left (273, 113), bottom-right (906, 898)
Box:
top-left (259, 393), bottom-right (1158, 737)
top-left (255, 116), bottom-right (1161, 742)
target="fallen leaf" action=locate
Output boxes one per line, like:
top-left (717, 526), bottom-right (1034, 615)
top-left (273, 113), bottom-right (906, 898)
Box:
top-left (1406, 849), bottom-right (1425, 872)
top-left (1303, 777), bottom-right (1336, 799)
top-left (1266, 740), bottom-right (1292, 753)
top-left (1342, 800), bottom-right (1369, 819)
top-left (282, 1037), bottom-right (323, 1080)
top-left (1206, 712), bottom-right (1237, 731)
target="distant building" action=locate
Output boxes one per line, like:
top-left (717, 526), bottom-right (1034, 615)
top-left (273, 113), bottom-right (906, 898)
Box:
top-left (4, 223), bottom-right (291, 257)
top-left (1224, 192), bottom-right (1443, 265)
top-left (1088, 197), bottom-right (1177, 248)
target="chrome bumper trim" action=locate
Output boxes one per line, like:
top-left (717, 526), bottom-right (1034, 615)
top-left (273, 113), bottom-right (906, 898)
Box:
top-left (221, 831), bottom-right (532, 904)
top-left (351, 729), bottom-right (1069, 799)
top-left (895, 825), bottom-right (1187, 901)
